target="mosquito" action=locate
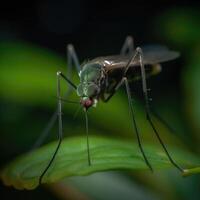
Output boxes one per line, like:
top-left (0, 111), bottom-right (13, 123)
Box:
top-left (38, 36), bottom-right (184, 184)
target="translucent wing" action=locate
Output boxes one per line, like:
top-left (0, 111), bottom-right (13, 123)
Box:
top-left (141, 45), bottom-right (180, 64)
top-left (88, 45), bottom-right (180, 71)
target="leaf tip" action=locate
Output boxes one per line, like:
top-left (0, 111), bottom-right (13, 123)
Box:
top-left (182, 167), bottom-right (200, 177)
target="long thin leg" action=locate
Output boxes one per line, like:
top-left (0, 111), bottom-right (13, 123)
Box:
top-left (103, 49), bottom-right (154, 171)
top-left (102, 42), bottom-right (139, 102)
top-left (136, 47), bottom-right (183, 172)
top-left (84, 109), bottom-right (91, 165)
top-left (39, 72), bottom-right (77, 184)
top-left (102, 77), bottom-right (153, 171)
top-left (120, 36), bottom-right (134, 56)
top-left (66, 47), bottom-right (92, 166)
top-left (67, 44), bottom-right (80, 72)
top-left (124, 77), bottom-right (153, 171)
top-left (32, 45), bottom-right (80, 150)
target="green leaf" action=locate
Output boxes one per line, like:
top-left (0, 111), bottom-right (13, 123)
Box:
top-left (1, 136), bottom-right (199, 190)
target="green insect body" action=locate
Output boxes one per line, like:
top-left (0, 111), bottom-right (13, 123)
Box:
top-left (77, 63), bottom-right (105, 108)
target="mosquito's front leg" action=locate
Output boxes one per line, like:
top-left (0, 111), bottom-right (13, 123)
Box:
top-left (31, 45), bottom-right (80, 150)
top-left (39, 71), bottom-right (77, 185)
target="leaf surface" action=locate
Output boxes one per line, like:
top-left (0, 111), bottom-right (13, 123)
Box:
top-left (1, 136), bottom-right (199, 190)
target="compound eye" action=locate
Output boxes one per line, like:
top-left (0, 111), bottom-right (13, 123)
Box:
top-left (76, 84), bottom-right (84, 97)
top-left (87, 83), bottom-right (100, 97)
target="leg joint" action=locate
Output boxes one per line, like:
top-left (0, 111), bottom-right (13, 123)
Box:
top-left (67, 44), bottom-right (74, 52)
top-left (57, 71), bottom-right (62, 76)
top-left (126, 36), bottom-right (133, 44)
top-left (136, 47), bottom-right (142, 53)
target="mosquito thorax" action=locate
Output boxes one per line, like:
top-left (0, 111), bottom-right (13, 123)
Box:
top-left (76, 63), bottom-right (104, 99)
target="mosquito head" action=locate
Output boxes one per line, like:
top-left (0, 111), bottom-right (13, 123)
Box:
top-left (80, 97), bottom-right (95, 110)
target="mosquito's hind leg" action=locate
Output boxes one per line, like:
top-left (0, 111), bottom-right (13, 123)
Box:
top-left (31, 45), bottom-right (80, 150)
top-left (120, 36), bottom-right (134, 55)
top-left (136, 47), bottom-right (184, 172)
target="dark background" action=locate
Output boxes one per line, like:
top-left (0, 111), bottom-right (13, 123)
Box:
top-left (1, 1), bottom-right (196, 53)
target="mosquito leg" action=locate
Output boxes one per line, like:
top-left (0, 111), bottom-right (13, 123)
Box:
top-left (39, 72), bottom-right (77, 185)
top-left (84, 109), bottom-right (91, 165)
top-left (120, 36), bottom-right (134, 55)
top-left (107, 49), bottom-right (156, 171)
top-left (66, 45), bottom-right (92, 167)
top-left (102, 44), bottom-right (140, 102)
top-left (103, 45), bottom-right (142, 102)
top-left (123, 77), bottom-right (153, 171)
top-left (102, 77), bottom-right (125, 102)
top-left (102, 73), bottom-right (153, 171)
top-left (31, 45), bottom-right (80, 150)
top-left (67, 44), bottom-right (80, 72)
top-left (136, 47), bottom-right (184, 172)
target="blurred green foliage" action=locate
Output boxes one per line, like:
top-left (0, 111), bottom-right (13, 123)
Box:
top-left (0, 41), bottom-right (64, 106)
top-left (155, 8), bottom-right (200, 48)
top-left (155, 7), bottom-right (200, 150)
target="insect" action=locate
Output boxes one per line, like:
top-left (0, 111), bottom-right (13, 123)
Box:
top-left (38, 36), bottom-right (184, 184)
